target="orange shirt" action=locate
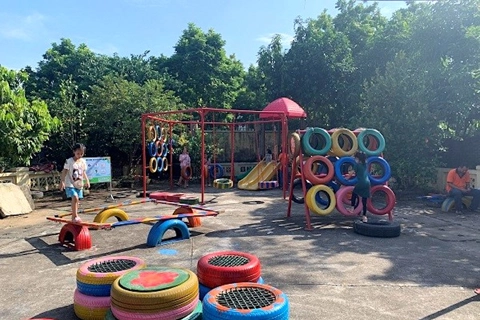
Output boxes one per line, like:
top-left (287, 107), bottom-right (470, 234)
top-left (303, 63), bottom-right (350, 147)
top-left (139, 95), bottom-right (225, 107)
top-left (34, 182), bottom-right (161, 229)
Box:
top-left (278, 153), bottom-right (288, 166)
top-left (446, 169), bottom-right (470, 192)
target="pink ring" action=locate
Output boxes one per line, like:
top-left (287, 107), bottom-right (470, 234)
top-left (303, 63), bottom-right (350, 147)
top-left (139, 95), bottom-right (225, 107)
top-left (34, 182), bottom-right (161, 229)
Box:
top-left (74, 289), bottom-right (110, 308)
top-left (77, 256), bottom-right (145, 279)
top-left (335, 186), bottom-right (362, 217)
top-left (111, 295), bottom-right (198, 320)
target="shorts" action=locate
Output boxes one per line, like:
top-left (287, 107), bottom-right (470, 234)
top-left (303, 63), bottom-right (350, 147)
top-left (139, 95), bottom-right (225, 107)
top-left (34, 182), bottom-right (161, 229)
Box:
top-left (65, 187), bottom-right (83, 199)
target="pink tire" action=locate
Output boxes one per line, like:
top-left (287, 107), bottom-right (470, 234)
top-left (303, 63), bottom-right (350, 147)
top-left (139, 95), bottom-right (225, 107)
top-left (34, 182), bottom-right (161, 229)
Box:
top-left (111, 295), bottom-right (198, 320)
top-left (366, 185), bottom-right (396, 215)
top-left (77, 256), bottom-right (146, 285)
top-left (336, 186), bottom-right (362, 217)
top-left (73, 289), bottom-right (110, 308)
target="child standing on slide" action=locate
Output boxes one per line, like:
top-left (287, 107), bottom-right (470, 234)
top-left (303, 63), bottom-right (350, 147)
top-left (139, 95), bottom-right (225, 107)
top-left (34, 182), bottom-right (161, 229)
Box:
top-left (60, 143), bottom-right (90, 222)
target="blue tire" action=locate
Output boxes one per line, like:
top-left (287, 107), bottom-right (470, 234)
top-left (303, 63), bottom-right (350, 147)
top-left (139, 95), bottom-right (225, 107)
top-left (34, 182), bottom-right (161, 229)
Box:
top-left (202, 282), bottom-right (289, 320)
top-left (366, 156), bottom-right (391, 185)
top-left (148, 142), bottom-right (157, 157)
top-left (76, 281), bottom-right (111, 297)
top-left (161, 143), bottom-right (168, 157)
top-left (146, 219), bottom-right (190, 247)
top-left (156, 157), bottom-right (165, 172)
top-left (209, 164), bottom-right (224, 179)
top-left (334, 157), bottom-right (357, 186)
top-left (199, 277), bottom-right (265, 301)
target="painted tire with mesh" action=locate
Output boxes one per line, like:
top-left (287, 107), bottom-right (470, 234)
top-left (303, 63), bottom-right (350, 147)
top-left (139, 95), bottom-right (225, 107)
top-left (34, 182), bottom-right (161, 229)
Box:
top-left (105, 301), bottom-right (203, 320)
top-left (199, 277), bottom-right (265, 301)
top-left (93, 208), bottom-right (129, 223)
top-left (110, 267), bottom-right (198, 306)
top-left (202, 282), bottom-right (289, 320)
top-left (197, 251), bottom-right (261, 289)
top-left (76, 256), bottom-right (146, 286)
top-left (258, 181), bottom-right (279, 189)
top-left (73, 289), bottom-right (110, 320)
top-left (213, 178), bottom-right (233, 189)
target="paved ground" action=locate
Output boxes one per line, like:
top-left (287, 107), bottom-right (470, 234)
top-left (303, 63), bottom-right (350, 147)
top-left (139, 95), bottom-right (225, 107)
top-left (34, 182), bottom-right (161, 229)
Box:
top-left (1, 184), bottom-right (480, 320)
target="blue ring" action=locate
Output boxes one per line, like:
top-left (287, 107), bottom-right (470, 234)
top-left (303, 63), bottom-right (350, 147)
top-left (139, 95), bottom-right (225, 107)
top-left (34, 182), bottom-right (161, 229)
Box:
top-left (366, 156), bottom-right (391, 185)
top-left (148, 142), bottom-right (157, 157)
top-left (209, 164), bottom-right (224, 179)
top-left (335, 157), bottom-right (357, 186)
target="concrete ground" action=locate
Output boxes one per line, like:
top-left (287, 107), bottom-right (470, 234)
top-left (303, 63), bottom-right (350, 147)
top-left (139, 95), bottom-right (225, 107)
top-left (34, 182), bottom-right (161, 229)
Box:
top-left (1, 184), bottom-right (480, 320)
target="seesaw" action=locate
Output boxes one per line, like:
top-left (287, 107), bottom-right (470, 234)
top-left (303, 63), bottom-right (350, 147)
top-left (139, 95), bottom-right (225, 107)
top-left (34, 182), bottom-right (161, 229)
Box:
top-left (46, 208), bottom-right (221, 251)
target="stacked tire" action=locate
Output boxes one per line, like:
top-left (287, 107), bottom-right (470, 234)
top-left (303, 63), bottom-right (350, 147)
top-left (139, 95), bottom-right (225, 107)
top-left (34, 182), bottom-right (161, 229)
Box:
top-left (196, 251), bottom-right (263, 300)
top-left (109, 266), bottom-right (201, 320)
top-left (74, 256), bottom-right (146, 320)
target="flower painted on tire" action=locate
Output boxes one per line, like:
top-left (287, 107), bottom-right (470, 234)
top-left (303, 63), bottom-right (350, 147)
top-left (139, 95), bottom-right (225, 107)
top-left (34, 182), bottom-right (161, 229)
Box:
top-left (131, 271), bottom-right (179, 288)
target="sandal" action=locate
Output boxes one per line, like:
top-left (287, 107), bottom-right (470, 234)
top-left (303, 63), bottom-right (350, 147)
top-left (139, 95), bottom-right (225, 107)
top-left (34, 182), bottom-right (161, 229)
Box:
top-left (362, 216), bottom-right (368, 223)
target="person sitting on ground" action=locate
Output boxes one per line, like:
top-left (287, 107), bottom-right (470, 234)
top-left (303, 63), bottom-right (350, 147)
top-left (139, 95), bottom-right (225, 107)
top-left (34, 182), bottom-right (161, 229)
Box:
top-left (446, 164), bottom-right (480, 213)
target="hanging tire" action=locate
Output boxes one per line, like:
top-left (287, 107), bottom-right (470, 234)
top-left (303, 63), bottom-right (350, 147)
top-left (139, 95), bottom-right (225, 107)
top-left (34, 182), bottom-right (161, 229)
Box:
top-left (303, 156), bottom-right (334, 185)
top-left (209, 164), bottom-right (224, 179)
top-left (301, 127), bottom-right (332, 156)
top-left (306, 185), bottom-right (336, 216)
top-left (157, 156), bottom-right (165, 172)
top-left (357, 128), bottom-right (385, 156)
top-left (335, 186), bottom-right (363, 217)
top-left (367, 156), bottom-right (391, 185)
top-left (93, 208), bottom-right (129, 223)
top-left (366, 185), bottom-right (396, 215)
top-left (162, 157), bottom-right (169, 172)
top-left (197, 251), bottom-right (261, 289)
top-left (288, 132), bottom-right (301, 158)
top-left (203, 282), bottom-right (289, 320)
top-left (330, 128), bottom-right (358, 157)
top-left (334, 156), bottom-right (357, 186)
top-left (146, 219), bottom-right (190, 247)
top-left (181, 166), bottom-right (192, 180)
top-left (291, 178), bottom-right (312, 204)
top-left (147, 126), bottom-right (157, 141)
top-left (353, 219), bottom-right (401, 238)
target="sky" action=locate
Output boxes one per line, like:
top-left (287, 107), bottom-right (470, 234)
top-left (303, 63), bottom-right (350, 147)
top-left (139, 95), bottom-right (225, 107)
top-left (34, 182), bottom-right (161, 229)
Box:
top-left (0, 0), bottom-right (406, 70)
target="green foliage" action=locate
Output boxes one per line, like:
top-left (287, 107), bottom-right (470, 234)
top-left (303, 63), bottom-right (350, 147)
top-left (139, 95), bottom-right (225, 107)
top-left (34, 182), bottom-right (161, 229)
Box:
top-left (0, 66), bottom-right (59, 166)
top-left (85, 75), bottom-right (184, 166)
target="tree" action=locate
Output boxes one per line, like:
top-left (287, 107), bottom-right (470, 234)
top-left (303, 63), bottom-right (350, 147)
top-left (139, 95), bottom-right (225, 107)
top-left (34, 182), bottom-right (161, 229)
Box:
top-left (85, 75), bottom-right (184, 168)
top-left (354, 53), bottom-right (444, 190)
top-left (0, 66), bottom-right (59, 166)
top-left (164, 23), bottom-right (245, 110)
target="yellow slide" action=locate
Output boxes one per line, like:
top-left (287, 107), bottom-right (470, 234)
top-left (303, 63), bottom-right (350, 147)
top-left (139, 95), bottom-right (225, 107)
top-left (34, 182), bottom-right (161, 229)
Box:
top-left (237, 161), bottom-right (280, 191)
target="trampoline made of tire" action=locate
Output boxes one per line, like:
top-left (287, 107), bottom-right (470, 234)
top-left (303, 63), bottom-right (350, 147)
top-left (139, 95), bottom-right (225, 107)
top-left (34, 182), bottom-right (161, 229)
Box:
top-left (353, 219), bottom-right (401, 238)
top-left (203, 282), bottom-right (289, 320)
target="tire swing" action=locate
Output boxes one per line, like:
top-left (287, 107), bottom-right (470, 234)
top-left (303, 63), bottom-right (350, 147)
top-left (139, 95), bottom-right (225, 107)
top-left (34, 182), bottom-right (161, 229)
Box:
top-left (181, 166), bottom-right (192, 181)
top-left (301, 127), bottom-right (332, 156)
top-left (157, 156), bottom-right (165, 172)
top-left (335, 186), bottom-right (363, 217)
top-left (214, 178), bottom-right (233, 189)
top-left (357, 128), bottom-right (385, 156)
top-left (147, 125), bottom-right (157, 141)
top-left (366, 156), bottom-right (391, 185)
top-left (366, 185), bottom-right (396, 215)
top-left (147, 142), bottom-right (157, 157)
top-left (330, 128), bottom-right (358, 157)
top-left (303, 156), bottom-right (334, 185)
top-left (209, 164), bottom-right (224, 179)
top-left (203, 283), bottom-right (289, 320)
top-left (306, 185), bottom-right (336, 215)
top-left (149, 157), bottom-right (158, 174)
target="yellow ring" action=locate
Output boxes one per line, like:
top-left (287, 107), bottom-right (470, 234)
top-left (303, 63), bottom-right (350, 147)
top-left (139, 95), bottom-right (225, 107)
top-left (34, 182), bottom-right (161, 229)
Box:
top-left (147, 126), bottom-right (157, 141)
top-left (331, 128), bottom-right (358, 157)
top-left (306, 185), bottom-right (336, 215)
top-left (162, 157), bottom-right (169, 172)
top-left (149, 157), bottom-right (158, 173)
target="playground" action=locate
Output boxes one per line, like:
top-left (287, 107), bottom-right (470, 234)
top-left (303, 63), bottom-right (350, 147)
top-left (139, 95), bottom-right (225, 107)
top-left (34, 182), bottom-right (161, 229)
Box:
top-left (0, 100), bottom-right (479, 319)
top-left (1, 185), bottom-right (480, 319)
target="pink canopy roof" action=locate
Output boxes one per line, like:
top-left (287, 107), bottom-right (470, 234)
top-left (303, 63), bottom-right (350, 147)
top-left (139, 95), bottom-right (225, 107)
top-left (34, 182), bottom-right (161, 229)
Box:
top-left (259, 97), bottom-right (307, 119)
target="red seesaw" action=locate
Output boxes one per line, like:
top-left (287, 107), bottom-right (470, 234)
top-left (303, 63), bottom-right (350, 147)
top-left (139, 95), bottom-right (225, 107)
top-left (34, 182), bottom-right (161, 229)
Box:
top-left (46, 199), bottom-right (222, 251)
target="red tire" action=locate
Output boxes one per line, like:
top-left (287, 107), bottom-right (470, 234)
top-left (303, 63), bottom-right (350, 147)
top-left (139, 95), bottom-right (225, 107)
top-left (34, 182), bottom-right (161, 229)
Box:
top-left (181, 166), bottom-right (192, 180)
top-left (303, 156), bottom-right (334, 185)
top-left (58, 223), bottom-right (92, 251)
top-left (197, 251), bottom-right (261, 289)
top-left (367, 185), bottom-right (396, 215)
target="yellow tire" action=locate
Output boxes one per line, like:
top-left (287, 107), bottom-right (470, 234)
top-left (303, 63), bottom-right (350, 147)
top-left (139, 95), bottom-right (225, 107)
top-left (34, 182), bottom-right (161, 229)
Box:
top-left (149, 157), bottom-right (158, 173)
top-left (331, 128), bottom-right (358, 157)
top-left (74, 303), bottom-right (109, 320)
top-left (306, 185), bottom-right (336, 215)
top-left (147, 125), bottom-right (157, 141)
top-left (289, 132), bottom-right (301, 158)
top-left (76, 256), bottom-right (146, 285)
top-left (163, 157), bottom-right (169, 172)
top-left (93, 208), bottom-right (129, 223)
top-left (110, 267), bottom-right (198, 306)
top-left (110, 288), bottom-right (198, 312)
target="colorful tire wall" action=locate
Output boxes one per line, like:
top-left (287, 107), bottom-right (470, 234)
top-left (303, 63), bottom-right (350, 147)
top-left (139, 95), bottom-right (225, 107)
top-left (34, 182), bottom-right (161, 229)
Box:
top-left (294, 127), bottom-right (395, 217)
top-left (147, 124), bottom-right (170, 174)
